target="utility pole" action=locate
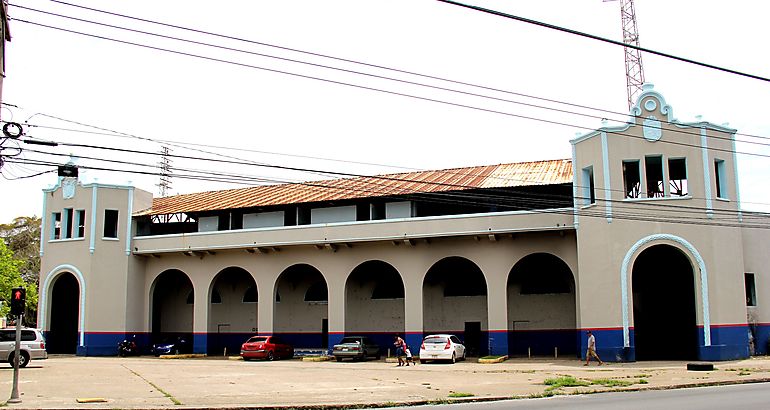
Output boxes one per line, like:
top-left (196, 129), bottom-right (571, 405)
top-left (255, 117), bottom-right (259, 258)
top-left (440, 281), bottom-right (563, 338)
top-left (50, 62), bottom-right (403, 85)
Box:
top-left (157, 145), bottom-right (173, 197)
top-left (606, 0), bottom-right (646, 110)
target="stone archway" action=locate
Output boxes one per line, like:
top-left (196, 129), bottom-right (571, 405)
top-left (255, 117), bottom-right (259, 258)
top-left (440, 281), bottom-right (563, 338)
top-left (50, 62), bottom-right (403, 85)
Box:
top-left (632, 244), bottom-right (698, 360)
top-left (345, 260), bottom-right (405, 350)
top-left (274, 264), bottom-right (328, 349)
top-left (150, 269), bottom-right (194, 345)
top-left (47, 272), bottom-right (80, 354)
top-left (423, 256), bottom-right (488, 356)
top-left (208, 267), bottom-right (258, 355)
top-left (507, 253), bottom-right (577, 357)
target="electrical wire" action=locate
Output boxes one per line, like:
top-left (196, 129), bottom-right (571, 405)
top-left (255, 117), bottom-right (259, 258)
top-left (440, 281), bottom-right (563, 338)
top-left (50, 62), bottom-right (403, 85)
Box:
top-left (437, 0), bottom-right (770, 84)
top-left (9, 6), bottom-right (770, 149)
top-left (25, 0), bottom-right (770, 145)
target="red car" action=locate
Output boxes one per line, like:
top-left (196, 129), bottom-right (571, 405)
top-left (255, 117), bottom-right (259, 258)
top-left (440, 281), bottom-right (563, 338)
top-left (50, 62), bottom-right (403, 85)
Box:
top-left (240, 335), bottom-right (294, 361)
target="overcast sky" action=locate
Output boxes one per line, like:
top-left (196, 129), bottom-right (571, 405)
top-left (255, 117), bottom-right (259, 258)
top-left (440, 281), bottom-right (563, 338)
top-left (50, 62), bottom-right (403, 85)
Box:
top-left (1, 0), bottom-right (769, 223)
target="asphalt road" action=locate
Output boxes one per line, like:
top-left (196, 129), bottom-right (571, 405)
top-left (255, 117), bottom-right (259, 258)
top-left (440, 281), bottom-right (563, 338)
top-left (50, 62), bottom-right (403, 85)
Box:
top-left (402, 382), bottom-right (770, 410)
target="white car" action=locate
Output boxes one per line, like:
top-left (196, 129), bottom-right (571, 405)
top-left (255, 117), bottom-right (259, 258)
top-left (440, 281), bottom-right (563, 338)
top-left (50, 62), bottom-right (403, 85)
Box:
top-left (0, 328), bottom-right (48, 367)
top-left (419, 334), bottom-right (466, 363)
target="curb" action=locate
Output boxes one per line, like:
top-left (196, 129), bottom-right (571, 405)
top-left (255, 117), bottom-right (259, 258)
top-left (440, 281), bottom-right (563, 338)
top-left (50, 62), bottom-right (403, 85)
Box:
top-left (478, 355), bottom-right (508, 364)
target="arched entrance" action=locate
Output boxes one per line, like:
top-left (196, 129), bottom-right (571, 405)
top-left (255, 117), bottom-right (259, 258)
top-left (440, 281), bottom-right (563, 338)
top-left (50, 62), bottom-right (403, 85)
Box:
top-left (47, 272), bottom-right (79, 354)
top-left (274, 264), bottom-right (328, 349)
top-left (507, 253), bottom-right (577, 357)
top-left (151, 269), bottom-right (194, 347)
top-left (423, 256), bottom-right (487, 356)
top-left (208, 267), bottom-right (258, 355)
top-left (345, 260), bottom-right (405, 350)
top-left (632, 244), bottom-right (698, 360)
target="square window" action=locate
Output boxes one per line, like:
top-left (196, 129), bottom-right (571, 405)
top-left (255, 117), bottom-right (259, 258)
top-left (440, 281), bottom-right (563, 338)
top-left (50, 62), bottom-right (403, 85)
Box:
top-left (668, 158), bottom-right (688, 196)
top-left (104, 209), bottom-right (119, 238)
top-left (51, 212), bottom-right (62, 240)
top-left (622, 160), bottom-right (641, 199)
top-left (75, 210), bottom-right (86, 238)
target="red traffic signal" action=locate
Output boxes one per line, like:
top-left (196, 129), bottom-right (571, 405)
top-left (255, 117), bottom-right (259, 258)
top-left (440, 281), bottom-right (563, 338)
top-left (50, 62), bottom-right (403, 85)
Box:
top-left (10, 287), bottom-right (25, 316)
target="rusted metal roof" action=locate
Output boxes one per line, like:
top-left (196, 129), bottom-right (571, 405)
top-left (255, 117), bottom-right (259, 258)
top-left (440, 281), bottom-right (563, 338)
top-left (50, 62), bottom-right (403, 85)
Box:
top-left (135, 159), bottom-right (572, 216)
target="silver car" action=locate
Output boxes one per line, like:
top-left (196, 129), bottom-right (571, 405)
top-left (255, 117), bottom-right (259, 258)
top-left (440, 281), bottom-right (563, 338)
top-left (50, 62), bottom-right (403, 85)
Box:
top-left (0, 328), bottom-right (48, 367)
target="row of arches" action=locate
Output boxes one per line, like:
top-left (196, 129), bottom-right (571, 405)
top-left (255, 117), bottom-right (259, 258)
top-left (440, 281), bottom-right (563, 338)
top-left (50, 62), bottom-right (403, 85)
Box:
top-left (43, 244), bottom-right (700, 360)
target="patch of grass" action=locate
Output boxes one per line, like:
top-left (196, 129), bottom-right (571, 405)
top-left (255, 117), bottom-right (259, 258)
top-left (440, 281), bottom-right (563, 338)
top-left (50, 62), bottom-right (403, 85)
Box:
top-left (632, 373), bottom-right (651, 378)
top-left (544, 375), bottom-right (589, 391)
top-left (738, 370), bottom-right (751, 376)
top-left (427, 398), bottom-right (451, 405)
top-left (526, 391), bottom-right (556, 399)
top-left (638, 379), bottom-right (649, 384)
top-left (590, 378), bottom-right (633, 388)
top-left (448, 392), bottom-right (475, 398)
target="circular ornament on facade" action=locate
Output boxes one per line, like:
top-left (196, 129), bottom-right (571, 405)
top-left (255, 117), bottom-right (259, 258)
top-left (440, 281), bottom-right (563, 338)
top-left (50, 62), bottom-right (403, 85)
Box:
top-left (644, 99), bottom-right (657, 112)
top-left (643, 115), bottom-right (662, 142)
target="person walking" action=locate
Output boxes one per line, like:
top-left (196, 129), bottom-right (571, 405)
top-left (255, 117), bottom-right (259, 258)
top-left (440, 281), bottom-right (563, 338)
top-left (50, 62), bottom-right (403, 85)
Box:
top-left (584, 331), bottom-right (604, 366)
top-left (394, 335), bottom-right (406, 366)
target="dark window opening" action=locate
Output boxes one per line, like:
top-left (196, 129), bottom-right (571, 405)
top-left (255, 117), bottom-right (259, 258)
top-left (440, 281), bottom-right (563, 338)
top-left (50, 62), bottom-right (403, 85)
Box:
top-left (230, 212), bottom-right (243, 230)
top-left (745, 273), bottom-right (757, 307)
top-left (64, 208), bottom-right (74, 239)
top-left (104, 209), bottom-right (119, 238)
top-left (297, 207), bottom-right (311, 225)
top-left (582, 166), bottom-right (595, 205)
top-left (52, 212), bottom-right (62, 240)
top-left (645, 156), bottom-right (664, 198)
top-left (284, 208), bottom-right (297, 226)
top-left (370, 203), bottom-right (385, 220)
top-left (371, 280), bottom-right (405, 299)
top-left (304, 281), bottom-right (328, 302)
top-left (243, 286), bottom-right (258, 303)
top-left (623, 161), bottom-right (641, 198)
top-left (668, 158), bottom-right (688, 196)
top-left (210, 289), bottom-right (222, 304)
top-left (444, 279), bottom-right (486, 297)
top-left (76, 210), bottom-right (86, 238)
top-left (356, 203), bottom-right (370, 221)
top-left (186, 291), bottom-right (194, 304)
top-left (715, 159), bottom-right (727, 199)
top-left (217, 214), bottom-right (230, 231)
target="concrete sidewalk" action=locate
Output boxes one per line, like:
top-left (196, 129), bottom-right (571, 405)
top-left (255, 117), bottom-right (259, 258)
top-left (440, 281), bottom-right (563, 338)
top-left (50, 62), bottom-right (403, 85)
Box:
top-left (2, 355), bottom-right (770, 409)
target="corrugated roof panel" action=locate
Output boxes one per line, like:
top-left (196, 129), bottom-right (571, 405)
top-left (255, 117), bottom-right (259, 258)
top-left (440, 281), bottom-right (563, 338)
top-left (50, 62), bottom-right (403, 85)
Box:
top-left (135, 159), bottom-right (573, 216)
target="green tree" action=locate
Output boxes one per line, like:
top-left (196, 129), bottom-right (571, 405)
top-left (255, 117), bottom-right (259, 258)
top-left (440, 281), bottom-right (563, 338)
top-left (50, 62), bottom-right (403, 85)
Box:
top-left (0, 216), bottom-right (41, 283)
top-left (0, 240), bottom-right (38, 326)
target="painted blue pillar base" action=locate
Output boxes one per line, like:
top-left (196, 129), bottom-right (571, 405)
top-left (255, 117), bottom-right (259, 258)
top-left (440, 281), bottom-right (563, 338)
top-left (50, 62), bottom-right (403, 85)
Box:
top-left (405, 333), bottom-right (422, 357)
top-left (193, 333), bottom-right (208, 354)
top-left (487, 331), bottom-right (508, 356)
top-left (698, 345), bottom-right (748, 361)
top-left (328, 333), bottom-right (344, 354)
top-left (579, 329), bottom-right (632, 362)
top-left (698, 326), bottom-right (750, 361)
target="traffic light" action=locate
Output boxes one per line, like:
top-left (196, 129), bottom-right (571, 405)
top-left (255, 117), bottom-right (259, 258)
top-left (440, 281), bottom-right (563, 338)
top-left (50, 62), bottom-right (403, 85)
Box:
top-left (10, 288), bottom-right (25, 316)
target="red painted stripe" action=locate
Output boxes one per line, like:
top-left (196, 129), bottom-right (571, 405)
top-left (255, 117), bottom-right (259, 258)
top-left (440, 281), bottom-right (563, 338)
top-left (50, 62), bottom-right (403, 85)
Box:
top-left (698, 323), bottom-right (749, 328)
top-left (579, 327), bottom-right (623, 332)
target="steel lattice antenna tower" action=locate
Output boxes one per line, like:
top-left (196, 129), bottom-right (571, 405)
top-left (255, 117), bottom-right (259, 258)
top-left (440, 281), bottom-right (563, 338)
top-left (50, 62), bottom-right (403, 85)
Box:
top-left (607, 0), bottom-right (646, 110)
top-left (157, 145), bottom-right (173, 197)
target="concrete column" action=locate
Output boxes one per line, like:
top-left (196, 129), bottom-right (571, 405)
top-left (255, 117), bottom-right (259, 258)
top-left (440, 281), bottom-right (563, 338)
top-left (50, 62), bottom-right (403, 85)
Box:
top-left (327, 275), bottom-right (346, 350)
top-left (256, 276), bottom-right (274, 336)
top-left (403, 269), bottom-right (424, 355)
top-left (486, 272), bottom-right (509, 356)
top-left (192, 281), bottom-right (209, 354)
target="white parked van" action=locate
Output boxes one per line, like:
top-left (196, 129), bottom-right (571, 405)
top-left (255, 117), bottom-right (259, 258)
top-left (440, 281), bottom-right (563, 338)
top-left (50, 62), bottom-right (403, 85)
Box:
top-left (0, 328), bottom-right (48, 367)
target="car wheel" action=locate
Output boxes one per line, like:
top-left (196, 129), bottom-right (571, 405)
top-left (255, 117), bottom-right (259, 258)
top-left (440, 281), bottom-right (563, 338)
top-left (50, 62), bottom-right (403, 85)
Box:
top-left (361, 350), bottom-right (367, 361)
top-left (267, 351), bottom-right (275, 361)
top-left (451, 352), bottom-right (456, 364)
top-left (462, 350), bottom-right (466, 361)
top-left (8, 352), bottom-right (29, 368)
top-left (336, 357), bottom-right (343, 362)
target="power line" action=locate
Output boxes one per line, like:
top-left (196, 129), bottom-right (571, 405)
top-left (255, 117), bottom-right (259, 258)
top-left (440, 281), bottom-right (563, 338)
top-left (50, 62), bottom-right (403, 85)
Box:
top-left (10, 2), bottom-right (770, 146)
top-left (437, 0), bottom-right (770, 84)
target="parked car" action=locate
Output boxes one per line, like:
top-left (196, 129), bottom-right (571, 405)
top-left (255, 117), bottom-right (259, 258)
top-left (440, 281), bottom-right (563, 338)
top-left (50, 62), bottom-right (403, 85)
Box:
top-left (152, 336), bottom-right (191, 356)
top-left (0, 328), bottom-right (47, 368)
top-left (419, 334), bottom-right (466, 363)
top-left (240, 335), bottom-right (294, 361)
top-left (332, 336), bottom-right (381, 362)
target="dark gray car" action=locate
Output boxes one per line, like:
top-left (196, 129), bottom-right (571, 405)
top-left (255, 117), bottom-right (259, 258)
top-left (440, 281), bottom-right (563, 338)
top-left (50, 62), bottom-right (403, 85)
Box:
top-left (332, 336), bottom-right (381, 362)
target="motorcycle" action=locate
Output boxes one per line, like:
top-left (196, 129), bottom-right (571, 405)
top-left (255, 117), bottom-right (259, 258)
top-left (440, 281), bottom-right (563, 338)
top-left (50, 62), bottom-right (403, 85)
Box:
top-left (118, 338), bottom-right (140, 357)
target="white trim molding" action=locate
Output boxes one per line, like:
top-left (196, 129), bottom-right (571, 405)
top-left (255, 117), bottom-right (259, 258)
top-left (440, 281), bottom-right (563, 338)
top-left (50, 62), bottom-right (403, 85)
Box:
top-left (601, 131), bottom-right (612, 223)
top-left (620, 234), bottom-right (710, 348)
top-left (700, 127), bottom-right (714, 219)
top-left (40, 264), bottom-right (87, 347)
